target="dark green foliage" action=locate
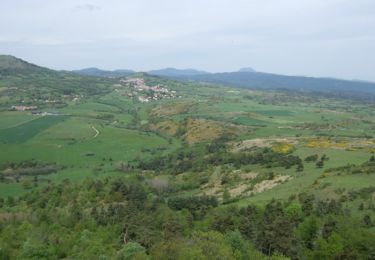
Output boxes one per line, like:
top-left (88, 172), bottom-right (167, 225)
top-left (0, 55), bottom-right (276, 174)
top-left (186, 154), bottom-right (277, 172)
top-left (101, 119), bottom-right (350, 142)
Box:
top-left (255, 200), bottom-right (297, 256)
top-left (316, 159), bottom-right (324, 168)
top-left (0, 160), bottom-right (59, 178)
top-left (296, 162), bottom-right (304, 172)
top-left (363, 215), bottom-right (372, 227)
top-left (305, 154), bottom-right (319, 162)
top-left (139, 145), bottom-right (303, 174)
top-left (167, 195), bottom-right (218, 212)
top-left (110, 179), bottom-right (147, 209)
top-left (298, 193), bottom-right (315, 215)
top-left (0, 178), bottom-right (374, 259)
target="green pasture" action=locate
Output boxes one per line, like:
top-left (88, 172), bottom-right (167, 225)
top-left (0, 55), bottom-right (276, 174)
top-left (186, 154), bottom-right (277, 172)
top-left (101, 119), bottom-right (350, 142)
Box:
top-left (0, 115), bottom-right (68, 144)
top-left (0, 118), bottom-right (173, 167)
top-left (0, 112), bottom-right (37, 129)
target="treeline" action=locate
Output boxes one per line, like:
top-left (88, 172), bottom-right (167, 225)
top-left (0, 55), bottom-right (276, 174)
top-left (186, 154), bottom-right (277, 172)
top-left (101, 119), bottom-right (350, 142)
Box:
top-left (324, 156), bottom-right (375, 175)
top-left (0, 160), bottom-right (59, 181)
top-left (139, 141), bottom-right (303, 174)
top-left (168, 195), bottom-right (218, 211)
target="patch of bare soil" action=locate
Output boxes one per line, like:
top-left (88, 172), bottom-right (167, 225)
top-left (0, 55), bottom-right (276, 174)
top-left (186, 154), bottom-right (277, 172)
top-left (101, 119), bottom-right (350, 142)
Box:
top-left (231, 137), bottom-right (299, 152)
top-left (201, 171), bottom-right (259, 199)
top-left (252, 175), bottom-right (291, 193)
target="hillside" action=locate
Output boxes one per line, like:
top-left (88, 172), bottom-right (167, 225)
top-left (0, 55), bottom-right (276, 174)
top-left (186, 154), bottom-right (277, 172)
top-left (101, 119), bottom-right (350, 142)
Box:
top-left (0, 56), bottom-right (115, 105)
top-left (0, 55), bottom-right (53, 75)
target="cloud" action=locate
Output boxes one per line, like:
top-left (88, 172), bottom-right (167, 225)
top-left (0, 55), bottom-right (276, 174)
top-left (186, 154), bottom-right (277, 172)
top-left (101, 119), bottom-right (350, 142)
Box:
top-left (0, 0), bottom-right (374, 80)
top-left (74, 3), bottom-right (101, 12)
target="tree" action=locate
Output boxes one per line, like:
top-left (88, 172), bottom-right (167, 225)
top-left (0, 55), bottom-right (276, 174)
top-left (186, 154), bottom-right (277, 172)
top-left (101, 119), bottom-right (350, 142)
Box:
top-left (163, 215), bottom-right (184, 240)
top-left (313, 233), bottom-right (344, 260)
top-left (297, 216), bottom-right (319, 249)
top-left (256, 201), bottom-right (297, 257)
top-left (6, 196), bottom-right (15, 207)
top-left (363, 215), bottom-right (372, 227)
top-left (22, 179), bottom-right (32, 189)
top-left (321, 154), bottom-right (329, 161)
top-left (298, 193), bottom-right (315, 215)
top-left (192, 231), bottom-right (234, 259)
top-left (225, 230), bottom-right (250, 260)
top-left (296, 163), bottom-right (304, 172)
top-left (150, 240), bottom-right (202, 259)
top-left (239, 205), bottom-right (260, 241)
top-left (117, 242), bottom-right (147, 260)
top-left (322, 217), bottom-right (337, 239)
top-left (284, 202), bottom-right (303, 223)
top-left (305, 154), bottom-right (318, 162)
top-left (316, 160), bottom-right (324, 168)
top-left (267, 171), bottom-right (275, 180)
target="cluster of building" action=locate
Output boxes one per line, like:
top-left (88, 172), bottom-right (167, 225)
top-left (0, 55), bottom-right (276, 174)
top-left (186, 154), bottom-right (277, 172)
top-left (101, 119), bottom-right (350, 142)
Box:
top-left (11, 105), bottom-right (37, 111)
top-left (118, 78), bottom-right (180, 102)
top-left (31, 111), bottom-right (60, 116)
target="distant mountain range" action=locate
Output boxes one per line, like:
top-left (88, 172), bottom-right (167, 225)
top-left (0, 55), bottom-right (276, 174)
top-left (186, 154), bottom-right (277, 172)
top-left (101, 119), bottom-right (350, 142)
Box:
top-left (73, 67), bottom-right (134, 77)
top-left (74, 67), bottom-right (209, 78)
top-left (1, 55), bottom-right (375, 95)
top-left (164, 71), bottom-right (375, 94)
top-left (148, 68), bottom-right (209, 77)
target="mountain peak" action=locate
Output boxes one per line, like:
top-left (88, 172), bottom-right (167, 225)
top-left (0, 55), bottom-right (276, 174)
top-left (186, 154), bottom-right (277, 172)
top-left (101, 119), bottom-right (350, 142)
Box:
top-left (238, 67), bottom-right (256, 73)
top-left (73, 67), bottom-right (134, 77)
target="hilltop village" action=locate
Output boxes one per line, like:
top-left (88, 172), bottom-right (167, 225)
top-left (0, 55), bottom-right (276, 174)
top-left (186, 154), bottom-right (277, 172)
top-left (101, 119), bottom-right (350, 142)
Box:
top-left (117, 77), bottom-right (180, 102)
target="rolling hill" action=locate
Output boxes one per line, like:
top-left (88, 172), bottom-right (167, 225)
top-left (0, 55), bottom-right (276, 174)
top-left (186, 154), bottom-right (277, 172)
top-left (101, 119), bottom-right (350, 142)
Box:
top-left (0, 55), bottom-right (114, 98)
top-left (0, 55), bottom-right (54, 76)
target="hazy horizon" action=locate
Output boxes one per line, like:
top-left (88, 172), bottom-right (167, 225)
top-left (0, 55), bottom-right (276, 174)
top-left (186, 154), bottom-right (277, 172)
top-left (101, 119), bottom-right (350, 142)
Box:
top-left (1, 0), bottom-right (375, 81)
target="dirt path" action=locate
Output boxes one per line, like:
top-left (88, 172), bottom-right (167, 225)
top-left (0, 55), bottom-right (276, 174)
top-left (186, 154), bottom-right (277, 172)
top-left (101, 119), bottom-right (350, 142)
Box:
top-left (91, 125), bottom-right (100, 138)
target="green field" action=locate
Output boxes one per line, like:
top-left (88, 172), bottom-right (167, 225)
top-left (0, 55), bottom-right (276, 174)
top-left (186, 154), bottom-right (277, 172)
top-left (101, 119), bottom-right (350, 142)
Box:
top-left (0, 111), bottom-right (37, 129)
top-left (0, 115), bottom-right (68, 144)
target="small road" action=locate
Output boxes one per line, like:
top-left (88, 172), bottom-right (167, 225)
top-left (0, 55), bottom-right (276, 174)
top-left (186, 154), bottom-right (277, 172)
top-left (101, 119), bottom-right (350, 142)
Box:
top-left (91, 125), bottom-right (100, 138)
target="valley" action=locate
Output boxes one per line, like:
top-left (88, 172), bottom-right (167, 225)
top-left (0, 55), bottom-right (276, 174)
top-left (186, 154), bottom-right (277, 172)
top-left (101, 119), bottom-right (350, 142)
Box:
top-left (0, 56), bottom-right (374, 259)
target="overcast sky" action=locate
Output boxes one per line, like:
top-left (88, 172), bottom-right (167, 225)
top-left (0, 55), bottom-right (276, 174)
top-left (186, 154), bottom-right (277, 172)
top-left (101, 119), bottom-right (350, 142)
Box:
top-left (1, 0), bottom-right (375, 80)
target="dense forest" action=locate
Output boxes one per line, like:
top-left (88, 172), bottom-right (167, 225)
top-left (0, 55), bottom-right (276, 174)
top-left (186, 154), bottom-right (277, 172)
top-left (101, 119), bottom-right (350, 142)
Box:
top-left (0, 174), bottom-right (374, 259)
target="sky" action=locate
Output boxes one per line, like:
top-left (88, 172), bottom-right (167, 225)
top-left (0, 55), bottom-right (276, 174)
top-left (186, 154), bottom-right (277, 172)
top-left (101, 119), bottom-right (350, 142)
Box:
top-left (1, 0), bottom-right (375, 81)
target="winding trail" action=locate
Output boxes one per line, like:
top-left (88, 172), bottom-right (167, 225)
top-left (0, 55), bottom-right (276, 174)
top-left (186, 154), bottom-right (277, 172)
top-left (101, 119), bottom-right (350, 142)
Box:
top-left (91, 125), bottom-right (100, 138)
